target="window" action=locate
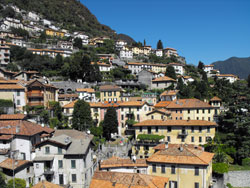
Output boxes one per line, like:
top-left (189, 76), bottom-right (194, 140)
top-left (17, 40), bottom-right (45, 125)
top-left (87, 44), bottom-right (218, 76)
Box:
top-left (208, 117), bottom-right (211, 121)
top-left (17, 99), bottom-right (20, 105)
top-left (152, 164), bottom-right (156, 173)
top-left (202, 109), bottom-right (205, 114)
top-left (191, 126), bottom-right (194, 133)
top-left (208, 109), bottom-right (211, 114)
top-left (199, 127), bottom-right (202, 133)
top-left (188, 109), bottom-right (190, 114)
top-left (207, 127), bottom-right (210, 133)
top-left (180, 110), bottom-right (182, 113)
top-left (191, 136), bottom-right (194, 142)
top-left (27, 167), bottom-right (30, 173)
top-left (161, 115), bottom-right (164, 120)
top-left (104, 92), bottom-right (106, 97)
top-left (195, 182), bottom-right (199, 188)
top-left (161, 165), bottom-right (165, 174)
top-left (155, 126), bottom-right (158, 132)
top-left (121, 115), bottom-right (124, 120)
top-left (71, 160), bottom-right (76, 169)
top-left (176, 110), bottom-right (178, 113)
top-left (144, 107), bottom-right (147, 111)
top-left (114, 91), bottom-right (116, 96)
top-left (196, 117), bottom-right (199, 120)
top-left (167, 136), bottom-right (171, 142)
top-left (181, 137), bottom-right (185, 142)
top-left (58, 147), bottom-right (62, 154)
top-left (180, 117), bottom-right (182, 120)
top-left (140, 126), bottom-right (142, 132)
top-left (108, 92), bottom-right (112, 96)
top-left (197, 109), bottom-right (199, 114)
top-left (72, 174), bottom-right (77, 183)
top-left (121, 107), bottom-right (124, 112)
top-left (45, 147), bottom-right (50, 154)
top-left (137, 107), bottom-right (140, 111)
top-left (36, 164), bottom-right (39, 168)
top-left (58, 160), bottom-right (63, 168)
top-left (59, 174), bottom-right (64, 185)
top-left (148, 127), bottom-right (151, 134)
top-left (199, 137), bottom-right (202, 143)
top-left (195, 167), bottom-right (199, 176)
top-left (188, 117), bottom-right (190, 120)
top-left (17, 91), bottom-right (20, 96)
top-left (202, 117), bottom-right (205, 120)
top-left (151, 115), bottom-right (154, 120)
top-left (176, 117), bottom-right (178, 120)
top-left (171, 165), bottom-right (176, 174)
top-left (167, 127), bottom-right (172, 132)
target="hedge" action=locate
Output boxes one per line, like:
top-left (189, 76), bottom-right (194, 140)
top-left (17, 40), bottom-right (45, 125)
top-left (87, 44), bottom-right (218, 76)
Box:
top-left (212, 163), bottom-right (229, 174)
top-left (137, 134), bottom-right (165, 142)
top-left (0, 99), bottom-right (13, 107)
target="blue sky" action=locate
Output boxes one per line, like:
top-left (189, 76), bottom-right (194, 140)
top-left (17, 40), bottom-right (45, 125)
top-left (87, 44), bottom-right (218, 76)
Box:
top-left (82, 0), bottom-right (250, 65)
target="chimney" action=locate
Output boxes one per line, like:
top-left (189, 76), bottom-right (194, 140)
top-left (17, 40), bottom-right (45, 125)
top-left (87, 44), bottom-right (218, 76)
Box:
top-left (165, 142), bottom-right (168, 149)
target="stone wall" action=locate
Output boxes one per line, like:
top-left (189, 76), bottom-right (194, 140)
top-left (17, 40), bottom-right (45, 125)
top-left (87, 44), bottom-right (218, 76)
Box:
top-left (224, 171), bottom-right (250, 187)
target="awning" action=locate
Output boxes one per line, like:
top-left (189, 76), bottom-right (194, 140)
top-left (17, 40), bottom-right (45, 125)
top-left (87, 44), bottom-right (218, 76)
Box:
top-left (33, 156), bottom-right (54, 162)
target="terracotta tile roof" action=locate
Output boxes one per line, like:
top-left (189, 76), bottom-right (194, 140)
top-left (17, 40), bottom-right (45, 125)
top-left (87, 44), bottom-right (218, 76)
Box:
top-left (164, 47), bottom-right (177, 51)
top-left (0, 114), bottom-right (27, 120)
top-left (123, 97), bottom-right (143, 102)
top-left (166, 99), bottom-right (213, 109)
top-left (91, 62), bottom-right (111, 67)
top-left (210, 96), bottom-right (222, 101)
top-left (152, 76), bottom-right (176, 82)
top-left (0, 120), bottom-right (54, 136)
top-left (119, 101), bottom-right (147, 107)
top-left (133, 119), bottom-right (217, 127)
top-left (0, 135), bottom-right (13, 140)
top-left (147, 144), bottom-right (214, 165)
top-left (99, 85), bottom-right (122, 92)
top-left (76, 88), bottom-right (95, 93)
top-left (90, 171), bottom-right (169, 188)
top-left (167, 63), bottom-right (184, 66)
top-left (0, 84), bottom-right (25, 90)
top-left (0, 158), bottom-right (30, 170)
top-left (100, 101), bottom-right (120, 108)
top-left (146, 109), bottom-right (171, 116)
top-left (63, 100), bottom-right (77, 108)
top-left (0, 80), bottom-right (20, 84)
top-left (32, 181), bottom-right (63, 188)
top-left (58, 94), bottom-right (78, 99)
top-left (216, 74), bottom-right (238, 78)
top-left (101, 156), bottom-right (147, 168)
top-left (204, 65), bottom-right (214, 67)
top-left (154, 101), bottom-right (172, 108)
top-left (160, 90), bottom-right (179, 97)
top-left (153, 143), bottom-right (203, 151)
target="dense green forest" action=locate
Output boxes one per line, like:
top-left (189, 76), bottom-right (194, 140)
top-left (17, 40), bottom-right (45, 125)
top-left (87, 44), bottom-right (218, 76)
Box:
top-left (0, 0), bottom-right (115, 37)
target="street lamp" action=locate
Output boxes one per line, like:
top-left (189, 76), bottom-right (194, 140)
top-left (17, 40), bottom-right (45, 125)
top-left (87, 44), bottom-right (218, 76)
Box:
top-left (0, 125), bottom-right (20, 188)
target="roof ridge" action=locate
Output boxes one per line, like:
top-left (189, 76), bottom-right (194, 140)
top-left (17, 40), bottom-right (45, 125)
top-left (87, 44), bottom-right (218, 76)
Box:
top-left (186, 147), bottom-right (208, 165)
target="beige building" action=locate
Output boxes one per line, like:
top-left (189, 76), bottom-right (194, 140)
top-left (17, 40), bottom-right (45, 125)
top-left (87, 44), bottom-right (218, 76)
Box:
top-left (147, 144), bottom-right (214, 188)
top-left (163, 48), bottom-right (178, 57)
top-left (99, 85), bottom-right (123, 102)
top-left (151, 76), bottom-right (176, 89)
top-left (132, 119), bottom-right (216, 158)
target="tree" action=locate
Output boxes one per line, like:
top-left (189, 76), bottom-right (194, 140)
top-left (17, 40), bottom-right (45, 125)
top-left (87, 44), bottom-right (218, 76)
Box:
top-left (102, 107), bottom-right (118, 140)
top-left (40, 110), bottom-right (49, 125)
top-left (198, 61), bottom-right (205, 70)
top-left (2, 7), bottom-right (15, 18)
top-left (7, 178), bottom-right (26, 188)
top-left (165, 66), bottom-right (177, 79)
top-left (49, 101), bottom-right (62, 121)
top-left (0, 172), bottom-right (6, 188)
top-left (247, 74), bottom-right (250, 88)
top-left (177, 77), bottom-right (184, 91)
top-left (143, 39), bottom-right (146, 46)
top-left (157, 40), bottom-right (163, 49)
top-left (72, 100), bottom-right (93, 131)
top-left (73, 37), bottom-right (83, 49)
top-left (54, 54), bottom-right (63, 70)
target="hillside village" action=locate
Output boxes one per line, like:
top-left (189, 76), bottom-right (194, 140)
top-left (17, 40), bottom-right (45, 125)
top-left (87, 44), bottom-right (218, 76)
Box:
top-left (0, 2), bottom-right (249, 188)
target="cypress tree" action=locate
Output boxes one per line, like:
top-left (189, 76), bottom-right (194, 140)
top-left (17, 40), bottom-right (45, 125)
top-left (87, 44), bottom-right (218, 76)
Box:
top-left (157, 40), bottom-right (163, 49)
top-left (103, 107), bottom-right (118, 140)
top-left (165, 66), bottom-right (177, 79)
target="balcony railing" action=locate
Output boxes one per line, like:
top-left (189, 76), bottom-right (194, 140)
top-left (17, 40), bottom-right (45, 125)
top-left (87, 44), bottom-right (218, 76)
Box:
top-left (178, 131), bottom-right (188, 136)
top-left (27, 92), bottom-right (44, 98)
top-left (44, 167), bottom-right (54, 175)
top-left (28, 102), bottom-right (44, 106)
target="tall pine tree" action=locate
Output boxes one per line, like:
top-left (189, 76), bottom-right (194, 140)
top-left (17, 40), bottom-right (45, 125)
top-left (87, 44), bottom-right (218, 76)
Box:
top-left (157, 40), bottom-right (163, 49)
top-left (165, 66), bottom-right (177, 79)
top-left (103, 107), bottom-right (118, 140)
top-left (72, 100), bottom-right (93, 131)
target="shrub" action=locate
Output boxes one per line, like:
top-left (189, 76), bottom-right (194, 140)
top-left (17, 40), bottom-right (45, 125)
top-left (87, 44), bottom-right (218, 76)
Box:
top-left (212, 163), bottom-right (229, 174)
top-left (137, 134), bottom-right (165, 142)
top-left (0, 99), bottom-right (13, 107)
top-left (242, 158), bottom-right (250, 166)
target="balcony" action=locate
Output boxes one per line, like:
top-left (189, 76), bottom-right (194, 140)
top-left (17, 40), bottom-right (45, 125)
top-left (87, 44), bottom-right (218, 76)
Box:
top-left (178, 131), bottom-right (188, 136)
top-left (27, 92), bottom-right (44, 98)
top-left (28, 102), bottom-right (44, 106)
top-left (44, 168), bottom-right (54, 175)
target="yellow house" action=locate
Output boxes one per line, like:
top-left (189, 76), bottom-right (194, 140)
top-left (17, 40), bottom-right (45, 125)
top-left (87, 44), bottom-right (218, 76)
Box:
top-left (147, 144), bottom-right (214, 188)
top-left (132, 119), bottom-right (216, 158)
top-left (145, 109), bottom-right (171, 121)
top-left (99, 85), bottom-right (123, 102)
top-left (45, 29), bottom-right (65, 38)
top-left (155, 98), bottom-right (217, 122)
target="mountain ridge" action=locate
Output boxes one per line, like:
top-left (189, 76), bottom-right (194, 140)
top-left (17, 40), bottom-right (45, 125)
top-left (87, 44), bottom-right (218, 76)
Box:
top-left (212, 57), bottom-right (250, 79)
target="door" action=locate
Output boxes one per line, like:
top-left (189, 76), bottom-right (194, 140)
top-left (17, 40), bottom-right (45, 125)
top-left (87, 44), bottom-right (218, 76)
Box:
top-left (59, 174), bottom-right (64, 185)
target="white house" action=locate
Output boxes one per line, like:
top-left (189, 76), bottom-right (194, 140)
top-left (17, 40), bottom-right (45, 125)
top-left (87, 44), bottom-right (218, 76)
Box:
top-left (73, 32), bottom-right (89, 45)
top-left (0, 45), bottom-right (10, 66)
top-left (75, 88), bottom-right (96, 102)
top-left (100, 156), bottom-right (148, 174)
top-left (57, 41), bottom-right (73, 50)
top-left (28, 12), bottom-right (40, 21)
top-left (216, 74), bottom-right (239, 83)
top-left (203, 65), bottom-right (214, 73)
top-left (120, 49), bottom-right (133, 59)
top-left (115, 40), bottom-right (127, 50)
top-left (160, 90), bottom-right (179, 101)
top-left (167, 63), bottom-right (185, 75)
top-left (163, 47), bottom-right (178, 57)
top-left (42, 19), bottom-right (52, 26)
top-left (33, 130), bottom-right (95, 188)
top-left (155, 49), bottom-right (163, 57)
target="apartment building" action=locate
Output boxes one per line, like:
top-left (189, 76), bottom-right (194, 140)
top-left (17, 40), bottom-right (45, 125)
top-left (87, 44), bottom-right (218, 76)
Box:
top-left (147, 144), bottom-right (214, 188)
top-left (0, 45), bottom-right (10, 66)
top-left (33, 130), bottom-right (94, 188)
top-left (160, 90), bottom-right (178, 101)
top-left (99, 85), bottom-right (123, 102)
top-left (45, 29), bottom-right (65, 38)
top-left (167, 63), bottom-right (185, 75)
top-left (163, 48), bottom-right (178, 57)
top-left (25, 79), bottom-right (58, 108)
top-left (91, 62), bottom-right (112, 72)
top-left (215, 74), bottom-right (239, 83)
top-left (154, 98), bottom-right (216, 122)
